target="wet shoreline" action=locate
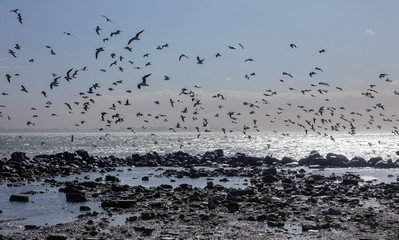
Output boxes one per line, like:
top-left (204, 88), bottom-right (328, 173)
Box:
top-left (1, 150), bottom-right (399, 239)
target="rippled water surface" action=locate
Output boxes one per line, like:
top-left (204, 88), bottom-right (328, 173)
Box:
top-left (0, 132), bottom-right (398, 160)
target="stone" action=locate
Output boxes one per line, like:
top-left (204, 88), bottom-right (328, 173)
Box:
top-left (46, 234), bottom-right (67, 240)
top-left (302, 220), bottom-right (318, 231)
top-left (66, 192), bottom-right (87, 202)
top-left (101, 200), bottom-right (136, 208)
top-left (348, 156), bottom-right (368, 167)
top-left (9, 195), bottom-right (29, 202)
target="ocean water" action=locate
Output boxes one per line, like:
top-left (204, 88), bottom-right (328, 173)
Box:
top-left (0, 131), bottom-right (398, 161)
top-left (1, 131), bottom-right (399, 235)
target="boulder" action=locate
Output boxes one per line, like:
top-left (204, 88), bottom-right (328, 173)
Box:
top-left (11, 152), bottom-right (29, 162)
top-left (65, 192), bottom-right (87, 202)
top-left (348, 156), bottom-right (368, 167)
top-left (368, 157), bottom-right (383, 167)
top-left (9, 194), bottom-right (29, 202)
top-left (325, 153), bottom-right (349, 167)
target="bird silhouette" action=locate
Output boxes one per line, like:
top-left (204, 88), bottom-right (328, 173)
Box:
top-left (137, 73), bottom-right (152, 89)
top-left (127, 30), bottom-right (144, 45)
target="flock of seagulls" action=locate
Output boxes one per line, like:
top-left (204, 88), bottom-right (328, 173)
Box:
top-left (2, 9), bottom-right (399, 146)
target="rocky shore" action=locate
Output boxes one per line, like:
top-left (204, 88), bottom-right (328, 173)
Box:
top-left (1, 150), bottom-right (399, 239)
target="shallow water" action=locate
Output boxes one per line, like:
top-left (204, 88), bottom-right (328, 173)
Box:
top-left (1, 165), bottom-right (398, 235)
top-left (1, 132), bottom-right (398, 160)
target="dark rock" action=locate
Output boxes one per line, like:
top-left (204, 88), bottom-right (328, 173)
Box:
top-left (9, 194), bottom-right (29, 202)
top-left (369, 157), bottom-right (383, 167)
top-left (11, 152), bottom-right (29, 162)
top-left (302, 220), bottom-right (318, 231)
top-left (226, 201), bottom-right (239, 212)
top-left (46, 234), bottom-right (67, 240)
top-left (281, 156), bottom-right (296, 165)
top-left (101, 200), bottom-right (136, 208)
top-left (140, 211), bottom-right (156, 220)
top-left (24, 225), bottom-right (38, 230)
top-left (75, 149), bottom-right (89, 159)
top-left (325, 208), bottom-right (342, 215)
top-left (342, 174), bottom-right (361, 185)
top-left (326, 153), bottom-right (349, 167)
top-left (65, 192), bottom-right (87, 202)
top-left (105, 175), bottom-right (120, 182)
top-left (348, 156), bottom-right (368, 167)
top-left (142, 176), bottom-right (149, 181)
top-left (79, 206), bottom-right (91, 211)
top-left (134, 226), bottom-right (154, 236)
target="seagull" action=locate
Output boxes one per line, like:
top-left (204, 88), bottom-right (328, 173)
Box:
top-left (14, 44), bottom-right (21, 50)
top-left (319, 49), bottom-right (326, 53)
top-left (20, 85), bottom-right (29, 93)
top-left (8, 49), bottom-right (17, 58)
top-left (164, 75), bottom-right (170, 80)
top-left (228, 45), bottom-right (236, 49)
top-left (17, 13), bottom-right (23, 24)
top-left (315, 67), bottom-right (323, 72)
top-left (41, 91), bottom-right (47, 98)
top-left (10, 9), bottom-right (19, 13)
top-left (244, 58), bottom-right (254, 62)
top-left (309, 72), bottom-right (316, 77)
top-left (290, 43), bottom-right (297, 48)
top-left (137, 73), bottom-right (151, 89)
top-left (5, 74), bottom-right (12, 83)
top-left (102, 15), bottom-right (112, 23)
top-left (179, 54), bottom-right (189, 61)
top-left (95, 26), bottom-right (102, 35)
top-left (379, 73), bottom-right (388, 79)
top-left (215, 53), bottom-right (222, 58)
top-left (127, 30), bottom-right (144, 45)
top-left (196, 56), bottom-right (205, 64)
top-left (239, 43), bottom-right (244, 49)
top-left (95, 47), bottom-right (105, 59)
top-left (110, 30), bottom-right (122, 37)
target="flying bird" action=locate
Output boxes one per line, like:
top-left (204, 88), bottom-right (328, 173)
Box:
top-left (17, 13), bottom-right (23, 24)
top-left (196, 56), bottom-right (205, 64)
top-left (102, 15), bottom-right (112, 23)
top-left (137, 73), bottom-right (152, 89)
top-left (290, 43), bottom-right (297, 48)
top-left (95, 26), bottom-right (102, 35)
top-left (8, 49), bottom-right (17, 58)
top-left (179, 54), bottom-right (189, 61)
top-left (319, 49), bottom-right (326, 53)
top-left (127, 30), bottom-right (144, 45)
top-left (95, 47), bottom-right (105, 59)
top-left (5, 74), bottom-right (12, 83)
top-left (20, 85), bottom-right (29, 93)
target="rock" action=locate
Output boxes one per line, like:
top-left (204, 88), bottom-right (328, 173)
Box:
top-left (46, 234), bottom-right (67, 240)
top-left (11, 152), bottom-right (29, 162)
top-left (101, 200), bottom-right (136, 208)
top-left (325, 153), bottom-right (349, 167)
top-left (134, 226), bottom-right (154, 236)
top-left (9, 194), bottom-right (29, 202)
top-left (226, 201), bottom-right (239, 212)
top-left (140, 211), bottom-right (156, 220)
top-left (281, 156), bottom-right (296, 165)
top-left (302, 220), bottom-right (318, 231)
top-left (24, 225), bottom-right (38, 230)
top-left (368, 157), bottom-right (383, 167)
top-left (348, 156), bottom-right (368, 167)
top-left (75, 149), bottom-right (89, 159)
top-left (142, 176), bottom-right (149, 181)
top-left (342, 174), bottom-right (361, 185)
top-left (66, 192), bottom-right (87, 202)
top-left (105, 175), bottom-right (120, 182)
top-left (325, 208), bottom-right (342, 215)
top-left (79, 206), bottom-right (91, 211)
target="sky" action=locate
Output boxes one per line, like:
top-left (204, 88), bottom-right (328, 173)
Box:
top-left (1, 1), bottom-right (399, 135)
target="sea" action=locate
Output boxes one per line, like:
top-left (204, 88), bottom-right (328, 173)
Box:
top-left (1, 131), bottom-right (399, 161)
top-left (1, 131), bottom-right (399, 235)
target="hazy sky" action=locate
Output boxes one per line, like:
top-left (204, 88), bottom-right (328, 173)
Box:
top-left (1, 1), bottom-right (399, 135)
